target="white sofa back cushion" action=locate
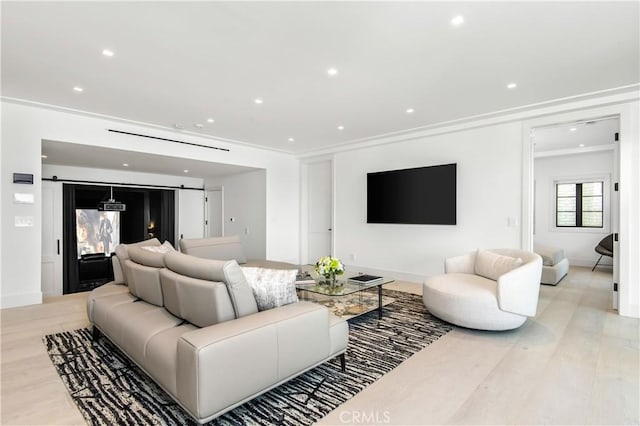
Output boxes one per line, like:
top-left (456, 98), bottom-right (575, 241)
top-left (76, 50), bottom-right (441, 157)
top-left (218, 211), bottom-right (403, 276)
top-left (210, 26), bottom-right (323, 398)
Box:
top-left (475, 249), bottom-right (523, 281)
top-left (114, 238), bottom-right (161, 284)
top-left (141, 240), bottom-right (175, 254)
top-left (125, 246), bottom-right (166, 306)
top-left (164, 251), bottom-right (258, 318)
top-left (160, 268), bottom-right (236, 327)
top-left (179, 235), bottom-right (247, 263)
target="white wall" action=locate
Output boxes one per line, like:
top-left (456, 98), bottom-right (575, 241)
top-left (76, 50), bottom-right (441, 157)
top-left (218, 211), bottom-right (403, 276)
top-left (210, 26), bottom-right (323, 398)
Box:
top-left (302, 91), bottom-right (638, 317)
top-left (1, 100), bottom-right (299, 308)
top-left (333, 122), bottom-right (523, 282)
top-left (205, 169), bottom-right (267, 261)
top-left (534, 150), bottom-right (614, 266)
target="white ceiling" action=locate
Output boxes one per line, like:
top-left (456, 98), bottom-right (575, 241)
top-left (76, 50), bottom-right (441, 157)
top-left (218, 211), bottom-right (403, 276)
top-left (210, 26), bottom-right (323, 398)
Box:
top-left (2, 1), bottom-right (639, 158)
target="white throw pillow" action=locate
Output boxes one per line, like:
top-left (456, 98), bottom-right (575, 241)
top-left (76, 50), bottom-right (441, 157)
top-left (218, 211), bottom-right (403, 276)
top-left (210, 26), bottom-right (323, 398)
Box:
top-left (241, 267), bottom-right (299, 311)
top-left (474, 249), bottom-right (523, 281)
top-left (140, 240), bottom-right (175, 254)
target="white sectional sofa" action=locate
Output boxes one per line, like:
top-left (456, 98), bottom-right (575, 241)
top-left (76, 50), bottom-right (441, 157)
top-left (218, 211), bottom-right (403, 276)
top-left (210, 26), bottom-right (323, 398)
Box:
top-left (87, 238), bottom-right (348, 424)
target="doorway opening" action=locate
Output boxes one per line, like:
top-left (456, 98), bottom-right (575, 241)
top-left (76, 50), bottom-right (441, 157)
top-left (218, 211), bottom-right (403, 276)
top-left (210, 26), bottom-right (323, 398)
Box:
top-left (528, 115), bottom-right (620, 308)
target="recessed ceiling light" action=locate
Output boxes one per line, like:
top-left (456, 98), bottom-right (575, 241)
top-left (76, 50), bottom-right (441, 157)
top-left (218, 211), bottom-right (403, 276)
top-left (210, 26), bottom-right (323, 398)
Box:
top-left (570, 127), bottom-right (577, 132)
top-left (288, 138), bottom-right (295, 142)
top-left (451, 15), bottom-right (464, 26)
top-left (337, 125), bottom-right (344, 131)
top-left (173, 124), bottom-right (184, 129)
top-left (123, 163), bottom-right (129, 167)
top-left (73, 86), bottom-right (83, 92)
top-left (102, 49), bottom-right (114, 57)
top-left (406, 108), bottom-right (415, 114)
top-left (579, 144), bottom-right (585, 147)
top-left (327, 68), bottom-right (338, 76)
top-left (184, 169), bottom-right (189, 173)
top-left (254, 98), bottom-right (264, 104)
top-left (41, 155), bottom-right (48, 159)
top-left (507, 83), bottom-right (517, 89)
top-left (207, 118), bottom-right (215, 123)
top-left (195, 123), bottom-right (204, 129)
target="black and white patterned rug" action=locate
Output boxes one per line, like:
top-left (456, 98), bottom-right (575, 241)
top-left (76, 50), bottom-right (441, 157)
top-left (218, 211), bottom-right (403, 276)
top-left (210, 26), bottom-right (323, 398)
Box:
top-left (44, 289), bottom-right (452, 425)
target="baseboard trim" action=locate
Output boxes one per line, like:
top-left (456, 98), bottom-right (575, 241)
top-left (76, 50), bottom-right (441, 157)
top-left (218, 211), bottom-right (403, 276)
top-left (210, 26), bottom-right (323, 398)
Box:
top-left (0, 292), bottom-right (43, 309)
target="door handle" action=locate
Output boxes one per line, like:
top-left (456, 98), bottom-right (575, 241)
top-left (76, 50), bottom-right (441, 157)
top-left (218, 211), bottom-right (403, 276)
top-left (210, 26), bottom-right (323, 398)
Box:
top-left (57, 239), bottom-right (60, 255)
top-left (328, 228), bottom-right (332, 231)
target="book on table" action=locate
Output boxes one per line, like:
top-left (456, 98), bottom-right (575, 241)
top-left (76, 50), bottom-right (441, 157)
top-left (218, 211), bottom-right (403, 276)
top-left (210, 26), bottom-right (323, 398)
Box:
top-left (348, 274), bottom-right (383, 285)
top-left (295, 271), bottom-right (315, 285)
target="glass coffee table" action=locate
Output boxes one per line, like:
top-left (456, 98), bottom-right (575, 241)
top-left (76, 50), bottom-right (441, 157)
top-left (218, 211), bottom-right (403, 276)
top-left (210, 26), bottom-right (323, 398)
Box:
top-left (295, 272), bottom-right (395, 320)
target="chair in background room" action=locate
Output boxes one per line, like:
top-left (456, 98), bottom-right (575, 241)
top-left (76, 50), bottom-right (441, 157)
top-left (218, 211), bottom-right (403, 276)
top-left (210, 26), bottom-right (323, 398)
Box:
top-left (592, 234), bottom-right (614, 271)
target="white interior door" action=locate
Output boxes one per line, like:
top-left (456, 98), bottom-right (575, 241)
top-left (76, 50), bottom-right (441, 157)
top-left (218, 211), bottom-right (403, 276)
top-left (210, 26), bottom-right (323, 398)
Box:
top-left (308, 161), bottom-right (333, 261)
top-left (41, 181), bottom-right (63, 296)
top-left (206, 188), bottom-right (223, 237)
top-left (177, 189), bottom-right (205, 242)
top-left (612, 131), bottom-right (620, 310)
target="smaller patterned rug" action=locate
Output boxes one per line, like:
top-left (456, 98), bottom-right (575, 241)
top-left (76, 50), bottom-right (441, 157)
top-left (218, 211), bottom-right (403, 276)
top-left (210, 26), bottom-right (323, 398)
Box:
top-left (44, 289), bottom-right (452, 425)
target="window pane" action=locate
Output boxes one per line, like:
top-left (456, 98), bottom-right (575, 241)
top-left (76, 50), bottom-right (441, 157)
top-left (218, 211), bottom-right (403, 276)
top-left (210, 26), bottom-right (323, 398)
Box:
top-left (583, 182), bottom-right (603, 196)
top-left (557, 212), bottom-right (576, 226)
top-left (557, 197), bottom-right (576, 212)
top-left (557, 184), bottom-right (576, 197)
top-left (583, 212), bottom-right (603, 227)
top-left (582, 196), bottom-right (603, 212)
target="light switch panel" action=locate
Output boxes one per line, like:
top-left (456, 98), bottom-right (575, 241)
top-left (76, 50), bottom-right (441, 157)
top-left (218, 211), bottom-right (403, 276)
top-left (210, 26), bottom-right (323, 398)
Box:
top-left (15, 216), bottom-right (34, 227)
top-left (14, 193), bottom-right (35, 204)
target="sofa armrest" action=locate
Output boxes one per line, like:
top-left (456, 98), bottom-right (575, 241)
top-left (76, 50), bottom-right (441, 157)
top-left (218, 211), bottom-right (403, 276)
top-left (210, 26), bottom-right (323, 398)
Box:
top-left (176, 301), bottom-right (331, 421)
top-left (445, 252), bottom-right (476, 274)
top-left (496, 254), bottom-right (543, 317)
top-left (112, 256), bottom-right (125, 284)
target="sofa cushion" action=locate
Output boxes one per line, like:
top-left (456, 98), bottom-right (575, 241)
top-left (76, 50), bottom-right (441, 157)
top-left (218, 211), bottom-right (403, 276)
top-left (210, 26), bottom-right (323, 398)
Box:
top-left (114, 238), bottom-right (161, 284)
top-left (128, 246), bottom-right (166, 268)
top-left (241, 267), bottom-right (299, 311)
top-left (140, 240), bottom-right (175, 254)
top-left (534, 244), bottom-right (565, 267)
top-left (179, 235), bottom-right (247, 263)
top-left (160, 268), bottom-right (236, 327)
top-left (124, 254), bottom-right (164, 307)
top-left (164, 251), bottom-right (258, 318)
top-left (475, 249), bottom-right (523, 281)
top-left (114, 238), bottom-right (161, 262)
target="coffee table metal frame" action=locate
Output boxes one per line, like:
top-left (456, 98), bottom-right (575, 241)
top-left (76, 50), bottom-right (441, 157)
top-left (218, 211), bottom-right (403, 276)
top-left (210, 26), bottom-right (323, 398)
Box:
top-left (295, 274), bottom-right (394, 319)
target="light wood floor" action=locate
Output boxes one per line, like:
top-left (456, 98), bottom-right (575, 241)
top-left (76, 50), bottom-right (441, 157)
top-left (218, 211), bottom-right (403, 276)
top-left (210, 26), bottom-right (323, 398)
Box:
top-left (1, 267), bottom-right (638, 425)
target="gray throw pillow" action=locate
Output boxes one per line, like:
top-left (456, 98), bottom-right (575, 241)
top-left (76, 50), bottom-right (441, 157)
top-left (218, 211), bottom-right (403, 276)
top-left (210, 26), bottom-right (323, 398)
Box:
top-left (241, 267), bottom-right (299, 311)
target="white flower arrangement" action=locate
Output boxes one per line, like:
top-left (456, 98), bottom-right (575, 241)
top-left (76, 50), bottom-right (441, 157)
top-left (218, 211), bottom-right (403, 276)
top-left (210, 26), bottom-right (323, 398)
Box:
top-left (314, 256), bottom-right (344, 278)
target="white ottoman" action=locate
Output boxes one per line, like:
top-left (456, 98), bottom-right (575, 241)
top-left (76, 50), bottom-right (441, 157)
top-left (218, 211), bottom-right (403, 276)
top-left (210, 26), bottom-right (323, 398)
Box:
top-left (534, 244), bottom-right (569, 286)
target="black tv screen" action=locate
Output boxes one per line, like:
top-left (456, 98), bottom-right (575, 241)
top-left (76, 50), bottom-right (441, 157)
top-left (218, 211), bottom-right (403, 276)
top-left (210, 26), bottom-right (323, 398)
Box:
top-left (367, 163), bottom-right (456, 225)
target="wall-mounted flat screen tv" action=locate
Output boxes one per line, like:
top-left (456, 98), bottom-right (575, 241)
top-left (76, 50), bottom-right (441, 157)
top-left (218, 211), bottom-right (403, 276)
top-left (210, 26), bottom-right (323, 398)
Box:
top-left (76, 209), bottom-right (121, 258)
top-left (367, 163), bottom-right (456, 225)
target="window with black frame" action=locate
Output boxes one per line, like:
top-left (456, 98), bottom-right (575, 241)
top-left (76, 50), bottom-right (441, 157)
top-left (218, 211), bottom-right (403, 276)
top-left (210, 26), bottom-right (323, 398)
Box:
top-left (555, 181), bottom-right (604, 228)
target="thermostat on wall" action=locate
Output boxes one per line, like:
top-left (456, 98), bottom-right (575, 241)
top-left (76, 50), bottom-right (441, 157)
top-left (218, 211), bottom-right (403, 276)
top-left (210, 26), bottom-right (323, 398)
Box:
top-left (13, 173), bottom-right (34, 184)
